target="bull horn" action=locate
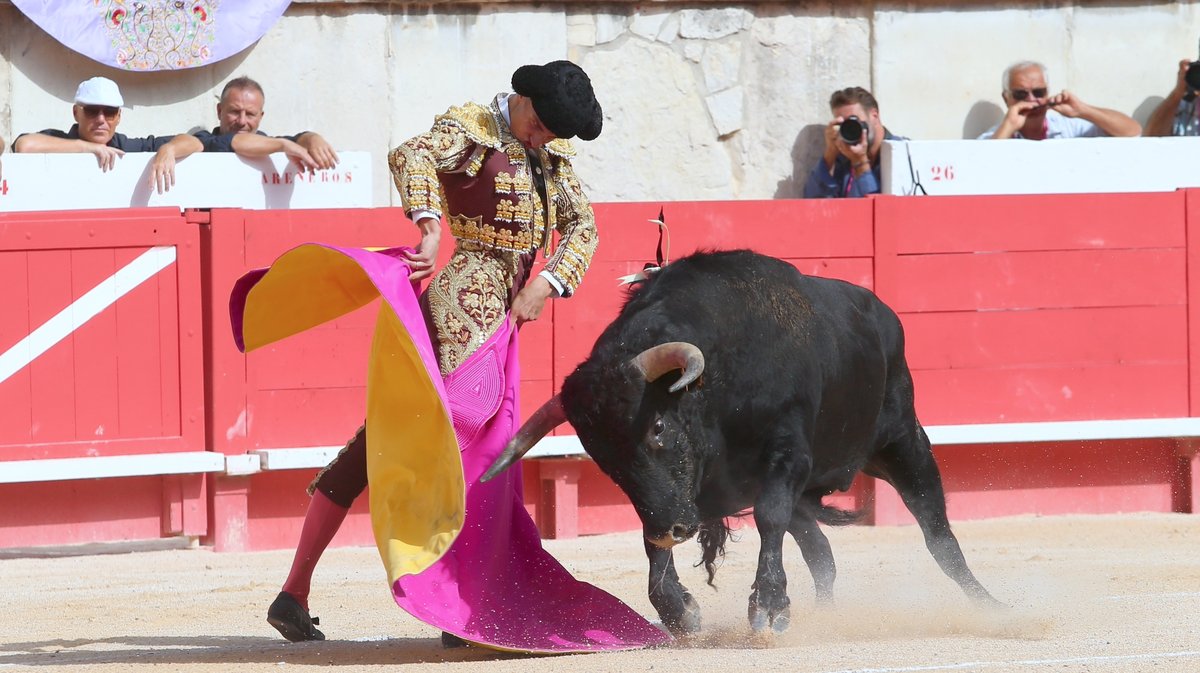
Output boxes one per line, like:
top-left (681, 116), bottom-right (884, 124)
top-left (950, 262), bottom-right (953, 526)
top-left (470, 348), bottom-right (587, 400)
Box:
top-left (480, 393), bottom-right (567, 482)
top-left (632, 342), bottom-right (705, 393)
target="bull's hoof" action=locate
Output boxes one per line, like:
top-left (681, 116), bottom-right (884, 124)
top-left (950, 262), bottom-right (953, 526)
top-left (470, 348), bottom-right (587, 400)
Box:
top-left (748, 600), bottom-right (790, 634)
top-left (770, 610), bottom-right (790, 634)
top-left (663, 593), bottom-right (702, 636)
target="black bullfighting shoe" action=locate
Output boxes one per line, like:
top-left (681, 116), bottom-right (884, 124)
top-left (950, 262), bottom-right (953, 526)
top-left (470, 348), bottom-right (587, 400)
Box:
top-left (267, 591), bottom-right (325, 642)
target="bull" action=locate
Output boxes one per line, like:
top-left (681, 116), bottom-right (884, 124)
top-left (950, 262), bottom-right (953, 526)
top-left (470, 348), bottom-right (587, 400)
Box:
top-left (483, 249), bottom-right (1000, 635)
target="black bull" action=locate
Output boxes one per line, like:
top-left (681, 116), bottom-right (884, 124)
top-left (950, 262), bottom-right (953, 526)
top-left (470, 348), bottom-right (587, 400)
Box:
top-left (484, 250), bottom-right (1000, 635)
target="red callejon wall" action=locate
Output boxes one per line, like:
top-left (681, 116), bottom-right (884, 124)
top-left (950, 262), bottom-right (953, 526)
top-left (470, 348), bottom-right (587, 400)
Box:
top-left (877, 192), bottom-right (1189, 424)
top-left (0, 208), bottom-right (206, 546)
top-left (872, 192), bottom-right (1194, 523)
top-left (2, 194), bottom-right (1199, 552)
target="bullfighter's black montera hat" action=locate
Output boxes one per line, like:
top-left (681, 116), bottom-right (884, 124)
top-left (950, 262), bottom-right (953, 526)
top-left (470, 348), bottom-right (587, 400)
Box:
top-left (511, 60), bottom-right (603, 141)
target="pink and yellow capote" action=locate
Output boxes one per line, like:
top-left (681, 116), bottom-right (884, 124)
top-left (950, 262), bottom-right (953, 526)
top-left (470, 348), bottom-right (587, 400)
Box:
top-left (230, 243), bottom-right (670, 653)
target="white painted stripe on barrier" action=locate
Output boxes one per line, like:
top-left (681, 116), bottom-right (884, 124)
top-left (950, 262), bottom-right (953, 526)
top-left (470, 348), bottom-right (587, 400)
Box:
top-left (0, 452), bottom-right (225, 484)
top-left (925, 417), bottom-right (1200, 445)
top-left (254, 438), bottom-right (574, 465)
top-left (0, 245), bottom-right (177, 385)
top-left (823, 650), bottom-right (1200, 673)
top-left (9, 415), bottom-right (1196, 485)
top-left (523, 417), bottom-right (1200, 459)
top-left (525, 435), bottom-right (588, 459)
top-left (254, 446), bottom-right (342, 470)
top-left (223, 453), bottom-right (262, 476)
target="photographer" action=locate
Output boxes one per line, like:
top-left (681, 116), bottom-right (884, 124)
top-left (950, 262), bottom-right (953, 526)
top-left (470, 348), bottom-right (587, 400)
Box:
top-left (979, 61), bottom-right (1140, 140)
top-left (1145, 58), bottom-right (1200, 137)
top-left (803, 87), bottom-right (902, 199)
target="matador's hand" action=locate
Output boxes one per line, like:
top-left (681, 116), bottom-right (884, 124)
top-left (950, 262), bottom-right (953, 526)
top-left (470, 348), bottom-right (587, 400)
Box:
top-left (511, 276), bottom-right (555, 325)
top-left (404, 218), bottom-right (441, 282)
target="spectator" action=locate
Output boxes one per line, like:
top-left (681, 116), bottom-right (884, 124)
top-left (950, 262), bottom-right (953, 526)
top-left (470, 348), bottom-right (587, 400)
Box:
top-left (164, 76), bottom-right (336, 173)
top-left (1145, 58), bottom-right (1200, 137)
top-left (979, 61), bottom-right (1141, 140)
top-left (804, 86), bottom-right (904, 198)
top-left (11, 77), bottom-right (191, 179)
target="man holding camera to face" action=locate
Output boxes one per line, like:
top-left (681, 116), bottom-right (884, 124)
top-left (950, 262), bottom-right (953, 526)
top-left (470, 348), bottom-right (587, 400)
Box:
top-left (1145, 58), bottom-right (1200, 137)
top-left (803, 86), bottom-right (902, 198)
top-left (979, 61), bottom-right (1140, 140)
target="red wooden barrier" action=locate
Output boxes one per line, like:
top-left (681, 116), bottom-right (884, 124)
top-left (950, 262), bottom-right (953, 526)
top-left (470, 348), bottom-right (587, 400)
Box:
top-left (873, 192), bottom-right (1193, 523)
top-left (0, 208), bottom-right (206, 547)
top-left (3, 193), bottom-right (1199, 553)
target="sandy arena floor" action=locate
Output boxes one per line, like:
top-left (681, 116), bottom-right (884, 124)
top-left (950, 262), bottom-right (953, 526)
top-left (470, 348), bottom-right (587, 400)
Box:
top-left (2, 513), bottom-right (1199, 672)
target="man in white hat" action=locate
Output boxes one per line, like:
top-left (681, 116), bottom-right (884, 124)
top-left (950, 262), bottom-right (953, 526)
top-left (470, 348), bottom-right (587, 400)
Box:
top-left (12, 76), bottom-right (190, 176)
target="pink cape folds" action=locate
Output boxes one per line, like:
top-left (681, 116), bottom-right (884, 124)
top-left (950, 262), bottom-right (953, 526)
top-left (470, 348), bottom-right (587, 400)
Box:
top-left (230, 244), bottom-right (670, 653)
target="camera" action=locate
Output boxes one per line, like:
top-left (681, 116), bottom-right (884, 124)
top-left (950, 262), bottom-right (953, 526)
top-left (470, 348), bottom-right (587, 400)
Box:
top-left (838, 115), bottom-right (868, 145)
top-left (1187, 61), bottom-right (1200, 91)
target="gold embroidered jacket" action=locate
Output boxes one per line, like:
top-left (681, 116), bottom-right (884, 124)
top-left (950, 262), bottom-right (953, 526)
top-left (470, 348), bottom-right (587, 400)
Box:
top-left (388, 95), bottom-right (598, 297)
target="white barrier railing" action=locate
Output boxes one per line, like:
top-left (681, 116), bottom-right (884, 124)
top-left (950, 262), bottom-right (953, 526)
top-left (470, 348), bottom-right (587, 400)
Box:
top-left (0, 452), bottom-right (226, 484)
top-left (0, 152), bottom-right (372, 212)
top-left (881, 137), bottom-right (1200, 196)
top-left (4, 417), bottom-right (1199, 484)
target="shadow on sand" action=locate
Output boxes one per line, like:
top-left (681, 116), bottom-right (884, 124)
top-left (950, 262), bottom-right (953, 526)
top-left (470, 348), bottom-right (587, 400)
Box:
top-left (0, 634), bottom-right (543, 667)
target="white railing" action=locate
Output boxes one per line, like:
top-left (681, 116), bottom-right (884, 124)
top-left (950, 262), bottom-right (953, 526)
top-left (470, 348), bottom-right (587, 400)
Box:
top-left (0, 152), bottom-right (372, 212)
top-left (881, 137), bottom-right (1200, 196)
top-left (5, 417), bottom-right (1200, 484)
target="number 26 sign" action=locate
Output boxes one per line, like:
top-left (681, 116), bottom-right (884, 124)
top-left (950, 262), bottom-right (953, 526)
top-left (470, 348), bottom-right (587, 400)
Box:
top-left (928, 165), bottom-right (956, 181)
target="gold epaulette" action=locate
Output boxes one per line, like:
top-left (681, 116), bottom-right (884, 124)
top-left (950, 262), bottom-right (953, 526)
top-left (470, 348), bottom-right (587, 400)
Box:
top-left (545, 138), bottom-right (577, 158)
top-left (435, 102), bottom-right (502, 150)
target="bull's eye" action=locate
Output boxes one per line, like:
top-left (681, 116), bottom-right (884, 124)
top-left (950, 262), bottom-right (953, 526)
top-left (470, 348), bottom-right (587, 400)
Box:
top-left (651, 418), bottom-right (666, 447)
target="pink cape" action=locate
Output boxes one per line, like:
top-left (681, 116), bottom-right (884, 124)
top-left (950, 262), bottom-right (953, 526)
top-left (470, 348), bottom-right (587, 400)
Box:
top-left (230, 244), bottom-right (670, 653)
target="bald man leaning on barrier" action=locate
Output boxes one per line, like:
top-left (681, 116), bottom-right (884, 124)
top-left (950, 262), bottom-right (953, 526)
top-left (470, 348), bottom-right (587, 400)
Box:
top-left (150, 75), bottom-right (338, 194)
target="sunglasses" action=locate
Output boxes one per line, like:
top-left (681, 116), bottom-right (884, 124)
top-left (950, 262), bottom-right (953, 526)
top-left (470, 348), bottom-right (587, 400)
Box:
top-left (1009, 88), bottom-right (1048, 101)
top-left (81, 105), bottom-right (120, 119)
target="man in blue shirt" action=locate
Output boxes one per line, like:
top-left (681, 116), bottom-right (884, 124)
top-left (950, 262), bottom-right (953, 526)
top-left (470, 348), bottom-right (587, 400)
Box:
top-left (978, 61), bottom-right (1140, 140)
top-left (192, 76), bottom-right (337, 166)
top-left (803, 87), bottom-right (902, 198)
top-left (148, 76), bottom-right (337, 193)
top-left (1145, 58), bottom-right (1200, 137)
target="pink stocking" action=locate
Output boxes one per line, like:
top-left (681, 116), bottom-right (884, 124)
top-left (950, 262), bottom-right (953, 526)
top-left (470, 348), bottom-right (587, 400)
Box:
top-left (281, 490), bottom-right (349, 610)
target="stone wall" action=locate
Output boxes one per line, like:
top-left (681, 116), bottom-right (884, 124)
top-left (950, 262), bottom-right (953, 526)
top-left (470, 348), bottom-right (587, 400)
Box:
top-left (1, 2), bottom-right (1197, 206)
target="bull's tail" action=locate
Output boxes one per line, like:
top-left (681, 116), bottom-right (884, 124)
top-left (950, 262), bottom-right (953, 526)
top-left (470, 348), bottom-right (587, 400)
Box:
top-left (811, 501), bottom-right (866, 527)
top-left (696, 517), bottom-right (740, 587)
